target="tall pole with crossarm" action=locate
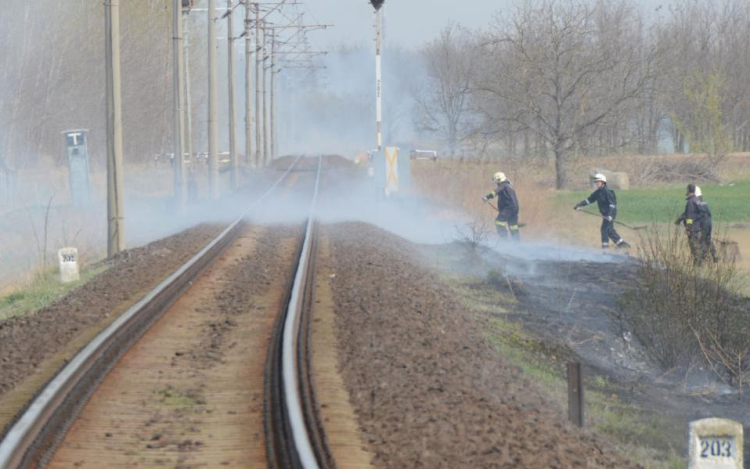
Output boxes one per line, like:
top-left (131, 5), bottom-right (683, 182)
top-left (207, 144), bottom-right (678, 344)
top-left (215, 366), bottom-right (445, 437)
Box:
top-left (172, 0), bottom-right (187, 208)
top-left (208, 0), bottom-right (220, 199)
top-left (244, 1), bottom-right (254, 167)
top-left (227, 0), bottom-right (239, 189)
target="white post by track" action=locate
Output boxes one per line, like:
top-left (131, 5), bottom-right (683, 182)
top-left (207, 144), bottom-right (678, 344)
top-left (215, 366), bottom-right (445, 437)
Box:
top-left (689, 418), bottom-right (743, 468)
top-left (58, 248), bottom-right (80, 283)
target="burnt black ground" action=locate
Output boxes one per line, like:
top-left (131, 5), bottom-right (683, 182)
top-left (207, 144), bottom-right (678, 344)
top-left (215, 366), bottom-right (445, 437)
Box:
top-left (420, 239), bottom-right (750, 463)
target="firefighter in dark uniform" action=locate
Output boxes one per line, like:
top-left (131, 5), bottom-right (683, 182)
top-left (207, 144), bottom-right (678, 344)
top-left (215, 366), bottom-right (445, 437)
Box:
top-left (574, 173), bottom-right (631, 249)
top-left (675, 183), bottom-right (717, 265)
top-left (483, 172), bottom-right (520, 241)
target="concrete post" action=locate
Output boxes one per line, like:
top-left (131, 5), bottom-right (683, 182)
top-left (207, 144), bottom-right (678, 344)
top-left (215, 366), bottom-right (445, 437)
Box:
top-left (183, 12), bottom-right (194, 164)
top-left (105, 0), bottom-right (125, 256)
top-left (244, 0), bottom-right (254, 168)
top-left (227, 0), bottom-right (239, 189)
top-left (262, 24), bottom-right (269, 166)
top-left (270, 32), bottom-right (276, 160)
top-left (254, 4), bottom-right (262, 167)
top-left (208, 0), bottom-right (220, 199)
top-left (172, 0), bottom-right (187, 208)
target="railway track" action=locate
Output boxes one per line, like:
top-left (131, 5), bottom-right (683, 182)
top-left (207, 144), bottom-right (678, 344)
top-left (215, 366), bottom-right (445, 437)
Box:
top-left (0, 156), bottom-right (333, 468)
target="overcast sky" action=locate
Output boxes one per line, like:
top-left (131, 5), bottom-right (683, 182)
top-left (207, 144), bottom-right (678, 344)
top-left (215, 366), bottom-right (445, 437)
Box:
top-left (303, 0), bottom-right (674, 50)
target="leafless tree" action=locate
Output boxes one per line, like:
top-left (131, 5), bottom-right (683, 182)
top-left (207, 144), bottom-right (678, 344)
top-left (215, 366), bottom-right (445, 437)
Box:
top-left (0, 1), bottom-right (176, 169)
top-left (656, 0), bottom-right (750, 156)
top-left (472, 0), bottom-right (657, 188)
top-left (414, 23), bottom-right (477, 155)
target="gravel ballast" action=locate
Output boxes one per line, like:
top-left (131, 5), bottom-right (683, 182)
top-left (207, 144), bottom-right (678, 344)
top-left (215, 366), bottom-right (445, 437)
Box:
top-left (326, 222), bottom-right (641, 468)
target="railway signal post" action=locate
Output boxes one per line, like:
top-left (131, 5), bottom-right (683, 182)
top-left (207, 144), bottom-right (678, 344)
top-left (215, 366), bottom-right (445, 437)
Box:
top-left (372, 0), bottom-right (384, 151)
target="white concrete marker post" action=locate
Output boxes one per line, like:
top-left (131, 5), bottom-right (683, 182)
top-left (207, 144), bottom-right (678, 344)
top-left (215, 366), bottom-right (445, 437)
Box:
top-left (689, 418), bottom-right (743, 469)
top-left (58, 248), bottom-right (80, 283)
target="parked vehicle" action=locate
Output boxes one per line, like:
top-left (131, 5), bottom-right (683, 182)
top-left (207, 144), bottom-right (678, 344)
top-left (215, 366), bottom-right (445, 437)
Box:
top-left (409, 149), bottom-right (438, 161)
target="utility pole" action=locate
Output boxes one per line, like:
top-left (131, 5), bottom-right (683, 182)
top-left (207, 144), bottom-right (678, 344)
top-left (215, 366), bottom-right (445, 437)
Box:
top-left (235, 1), bottom-right (329, 162)
top-left (183, 10), bottom-right (194, 165)
top-left (244, 0), bottom-right (254, 168)
top-left (227, 0), bottom-right (239, 189)
top-left (262, 23), bottom-right (269, 166)
top-left (172, 0), bottom-right (187, 208)
top-left (208, 0), bottom-right (220, 199)
top-left (254, 4), bottom-right (262, 167)
top-left (270, 31), bottom-right (276, 160)
top-left (105, 0), bottom-right (125, 256)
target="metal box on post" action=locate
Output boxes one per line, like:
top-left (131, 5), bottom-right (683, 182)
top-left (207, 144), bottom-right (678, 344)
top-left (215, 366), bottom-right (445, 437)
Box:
top-left (372, 147), bottom-right (411, 198)
top-left (63, 129), bottom-right (92, 206)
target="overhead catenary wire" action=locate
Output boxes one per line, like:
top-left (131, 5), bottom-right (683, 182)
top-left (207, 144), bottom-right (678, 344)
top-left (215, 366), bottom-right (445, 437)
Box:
top-left (189, 0), bottom-right (329, 163)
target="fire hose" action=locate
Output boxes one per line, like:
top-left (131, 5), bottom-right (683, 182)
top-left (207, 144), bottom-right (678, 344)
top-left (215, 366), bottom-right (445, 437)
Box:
top-left (483, 199), bottom-right (527, 228)
top-left (575, 209), bottom-right (648, 231)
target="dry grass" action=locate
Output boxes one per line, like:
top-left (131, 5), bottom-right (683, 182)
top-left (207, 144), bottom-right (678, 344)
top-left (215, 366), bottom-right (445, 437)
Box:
top-left (620, 225), bottom-right (750, 388)
top-left (412, 159), bottom-right (607, 246)
top-left (412, 153), bottom-right (750, 253)
top-left (428, 151), bottom-right (750, 189)
top-left (0, 163), bottom-right (184, 293)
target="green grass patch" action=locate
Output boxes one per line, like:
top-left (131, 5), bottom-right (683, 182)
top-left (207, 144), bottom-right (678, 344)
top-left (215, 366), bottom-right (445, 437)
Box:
top-left (446, 275), bottom-right (516, 314)
top-left (157, 385), bottom-right (202, 407)
top-left (0, 264), bottom-right (108, 321)
top-left (559, 180), bottom-right (750, 224)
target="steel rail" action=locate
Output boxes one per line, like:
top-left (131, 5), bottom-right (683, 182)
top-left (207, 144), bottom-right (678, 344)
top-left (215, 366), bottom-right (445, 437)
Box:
top-left (266, 154), bottom-right (333, 469)
top-left (0, 156), bottom-right (302, 469)
top-left (281, 154), bottom-right (323, 468)
top-left (297, 219), bottom-right (335, 468)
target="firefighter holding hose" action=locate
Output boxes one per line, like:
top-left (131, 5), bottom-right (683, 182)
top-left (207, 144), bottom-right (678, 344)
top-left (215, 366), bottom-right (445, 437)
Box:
top-left (574, 174), bottom-right (631, 250)
top-left (483, 172), bottom-right (520, 241)
top-left (675, 184), bottom-right (718, 265)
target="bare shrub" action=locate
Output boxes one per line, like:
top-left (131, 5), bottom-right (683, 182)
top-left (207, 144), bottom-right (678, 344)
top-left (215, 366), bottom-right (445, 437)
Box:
top-left (620, 225), bottom-right (749, 388)
top-left (454, 217), bottom-right (493, 252)
top-left (26, 194), bottom-right (55, 268)
top-left (630, 157), bottom-right (720, 186)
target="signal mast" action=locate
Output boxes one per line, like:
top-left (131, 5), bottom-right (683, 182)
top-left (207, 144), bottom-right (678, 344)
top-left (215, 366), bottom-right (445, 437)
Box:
top-left (370, 0), bottom-right (384, 150)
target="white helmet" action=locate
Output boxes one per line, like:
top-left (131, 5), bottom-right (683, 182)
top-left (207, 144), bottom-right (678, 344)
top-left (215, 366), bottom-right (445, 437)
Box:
top-left (593, 173), bottom-right (607, 183)
top-left (492, 172), bottom-right (507, 183)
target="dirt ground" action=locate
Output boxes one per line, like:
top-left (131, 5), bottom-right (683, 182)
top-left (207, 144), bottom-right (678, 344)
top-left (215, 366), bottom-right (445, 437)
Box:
top-left (0, 224), bottom-right (221, 402)
top-left (325, 222), bottom-right (641, 468)
top-left (4, 154), bottom-right (745, 466)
